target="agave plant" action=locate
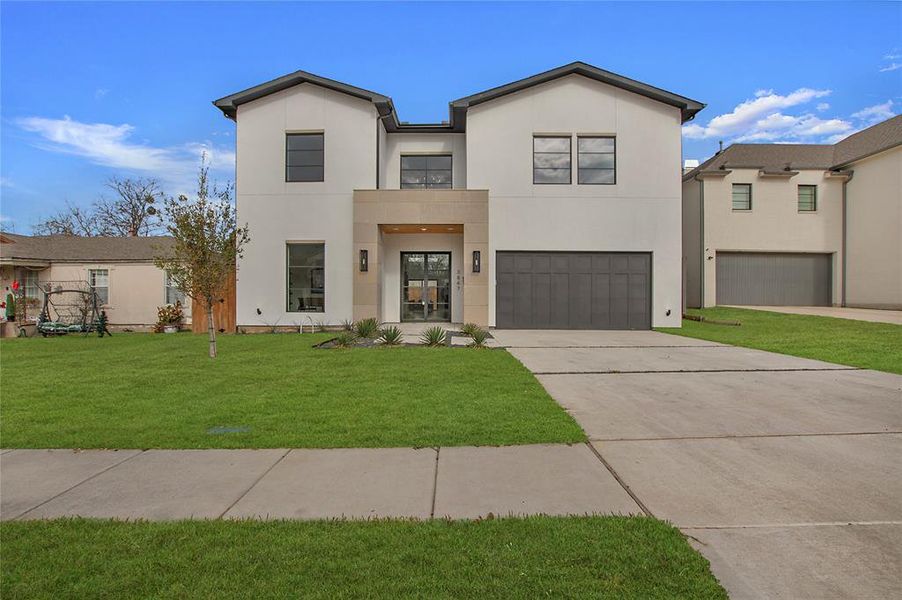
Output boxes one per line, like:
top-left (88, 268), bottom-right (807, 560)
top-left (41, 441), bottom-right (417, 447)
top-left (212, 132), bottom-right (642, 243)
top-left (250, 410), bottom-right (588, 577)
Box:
top-left (468, 327), bottom-right (490, 349)
top-left (460, 322), bottom-right (481, 337)
top-left (333, 331), bottom-right (359, 348)
top-left (354, 317), bottom-right (381, 339)
top-left (378, 325), bottom-right (403, 346)
top-left (420, 326), bottom-right (447, 347)
top-left (341, 319), bottom-right (355, 332)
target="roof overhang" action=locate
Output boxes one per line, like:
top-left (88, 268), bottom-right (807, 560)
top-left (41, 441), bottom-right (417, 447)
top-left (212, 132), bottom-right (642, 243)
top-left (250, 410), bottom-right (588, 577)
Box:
top-left (758, 169), bottom-right (799, 178)
top-left (693, 169), bottom-right (733, 180)
top-left (0, 258), bottom-right (51, 268)
top-left (213, 62), bottom-right (705, 130)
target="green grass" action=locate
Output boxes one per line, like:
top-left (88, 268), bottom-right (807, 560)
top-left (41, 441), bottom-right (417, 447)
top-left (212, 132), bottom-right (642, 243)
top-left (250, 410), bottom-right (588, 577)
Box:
top-left (658, 307), bottom-right (902, 374)
top-left (0, 517), bottom-right (727, 599)
top-left (0, 333), bottom-right (585, 449)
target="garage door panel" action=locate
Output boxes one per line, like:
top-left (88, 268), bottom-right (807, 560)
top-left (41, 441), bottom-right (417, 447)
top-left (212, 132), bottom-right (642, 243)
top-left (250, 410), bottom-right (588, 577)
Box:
top-left (716, 252), bottom-right (832, 306)
top-left (496, 252), bottom-right (651, 329)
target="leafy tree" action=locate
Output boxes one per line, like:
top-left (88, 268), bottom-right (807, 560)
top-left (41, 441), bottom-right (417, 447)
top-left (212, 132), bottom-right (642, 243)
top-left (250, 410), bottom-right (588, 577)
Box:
top-left (154, 160), bottom-right (248, 358)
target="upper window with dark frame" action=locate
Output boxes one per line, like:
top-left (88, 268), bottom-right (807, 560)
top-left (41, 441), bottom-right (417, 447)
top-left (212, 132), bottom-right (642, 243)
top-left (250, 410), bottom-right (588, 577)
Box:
top-left (798, 185), bottom-right (817, 212)
top-left (400, 155), bottom-right (452, 189)
top-left (732, 183), bottom-right (752, 211)
top-left (286, 133), bottom-right (324, 182)
top-left (578, 136), bottom-right (616, 184)
top-left (533, 136), bottom-right (571, 184)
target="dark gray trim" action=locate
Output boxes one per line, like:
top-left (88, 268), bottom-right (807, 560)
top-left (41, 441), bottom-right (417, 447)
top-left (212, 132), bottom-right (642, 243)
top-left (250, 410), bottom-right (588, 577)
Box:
top-left (577, 135), bottom-right (616, 185)
top-left (213, 62), bottom-right (705, 129)
top-left (400, 154), bottom-right (453, 189)
top-left (451, 62), bottom-right (705, 124)
top-left (533, 135), bottom-right (572, 185)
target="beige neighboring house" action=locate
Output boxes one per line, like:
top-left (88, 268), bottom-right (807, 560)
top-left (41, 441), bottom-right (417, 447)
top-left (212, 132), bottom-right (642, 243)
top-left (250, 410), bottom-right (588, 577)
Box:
top-left (0, 233), bottom-right (185, 328)
top-left (682, 115), bottom-right (902, 310)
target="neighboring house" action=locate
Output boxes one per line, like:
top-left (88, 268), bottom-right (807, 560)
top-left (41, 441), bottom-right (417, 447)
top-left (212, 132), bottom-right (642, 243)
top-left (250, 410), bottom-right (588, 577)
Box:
top-left (0, 233), bottom-right (185, 328)
top-left (214, 62), bottom-right (704, 330)
top-left (682, 115), bottom-right (902, 310)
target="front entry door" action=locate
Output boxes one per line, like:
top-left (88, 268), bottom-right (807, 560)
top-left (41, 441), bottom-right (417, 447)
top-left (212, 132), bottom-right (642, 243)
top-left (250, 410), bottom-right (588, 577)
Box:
top-left (401, 252), bottom-right (451, 322)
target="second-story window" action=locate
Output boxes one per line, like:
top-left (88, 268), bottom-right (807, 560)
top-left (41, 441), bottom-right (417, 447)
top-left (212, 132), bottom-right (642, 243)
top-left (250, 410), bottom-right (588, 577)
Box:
top-left (798, 185), bottom-right (817, 212)
top-left (400, 155), bottom-right (452, 189)
top-left (578, 136), bottom-right (616, 184)
top-left (533, 136), bottom-right (571, 184)
top-left (286, 133), bottom-right (324, 182)
top-left (732, 183), bottom-right (752, 211)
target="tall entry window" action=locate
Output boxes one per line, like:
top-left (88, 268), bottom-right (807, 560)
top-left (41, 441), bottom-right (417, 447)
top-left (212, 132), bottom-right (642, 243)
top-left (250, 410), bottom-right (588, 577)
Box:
top-left (400, 155), bottom-right (452, 189)
top-left (533, 136), bottom-right (571, 184)
top-left (287, 243), bottom-right (325, 312)
top-left (401, 252), bottom-right (451, 322)
top-left (286, 133), bottom-right (324, 182)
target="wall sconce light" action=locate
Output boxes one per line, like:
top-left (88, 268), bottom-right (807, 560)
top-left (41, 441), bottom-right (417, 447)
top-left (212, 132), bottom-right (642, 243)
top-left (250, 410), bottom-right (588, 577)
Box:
top-left (472, 250), bottom-right (481, 273)
top-left (359, 249), bottom-right (368, 272)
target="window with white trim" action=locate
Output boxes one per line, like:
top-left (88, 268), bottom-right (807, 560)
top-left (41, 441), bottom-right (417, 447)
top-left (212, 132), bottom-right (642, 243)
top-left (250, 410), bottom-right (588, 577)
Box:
top-left (89, 269), bottom-right (109, 305)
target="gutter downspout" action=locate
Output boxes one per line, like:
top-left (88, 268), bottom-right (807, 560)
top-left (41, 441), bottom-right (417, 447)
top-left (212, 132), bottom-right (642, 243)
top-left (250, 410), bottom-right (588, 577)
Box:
top-left (841, 170), bottom-right (854, 307)
top-left (696, 175), bottom-right (705, 308)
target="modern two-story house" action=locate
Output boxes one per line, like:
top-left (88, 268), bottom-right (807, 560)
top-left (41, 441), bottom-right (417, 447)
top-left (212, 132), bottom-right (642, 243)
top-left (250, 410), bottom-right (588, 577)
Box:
top-left (682, 115), bottom-right (901, 310)
top-left (214, 62), bottom-right (704, 330)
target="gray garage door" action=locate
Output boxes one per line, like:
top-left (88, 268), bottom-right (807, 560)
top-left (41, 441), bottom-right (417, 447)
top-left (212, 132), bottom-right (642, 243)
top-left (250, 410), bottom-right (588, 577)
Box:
top-left (496, 252), bottom-right (651, 329)
top-left (716, 252), bottom-right (832, 306)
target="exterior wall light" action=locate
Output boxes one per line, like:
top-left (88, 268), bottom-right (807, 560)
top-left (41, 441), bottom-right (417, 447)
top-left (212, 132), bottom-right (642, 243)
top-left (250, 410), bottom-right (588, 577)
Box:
top-left (472, 250), bottom-right (481, 273)
top-left (359, 249), bottom-right (368, 272)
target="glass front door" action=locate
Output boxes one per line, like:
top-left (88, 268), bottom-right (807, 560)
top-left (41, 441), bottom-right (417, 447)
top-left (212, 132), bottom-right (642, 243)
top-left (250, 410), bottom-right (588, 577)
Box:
top-left (401, 252), bottom-right (451, 322)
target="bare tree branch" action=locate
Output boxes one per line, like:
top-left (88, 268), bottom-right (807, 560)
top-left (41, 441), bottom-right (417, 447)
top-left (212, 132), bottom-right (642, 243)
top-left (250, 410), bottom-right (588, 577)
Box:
top-left (33, 202), bottom-right (101, 236)
top-left (94, 176), bottom-right (163, 236)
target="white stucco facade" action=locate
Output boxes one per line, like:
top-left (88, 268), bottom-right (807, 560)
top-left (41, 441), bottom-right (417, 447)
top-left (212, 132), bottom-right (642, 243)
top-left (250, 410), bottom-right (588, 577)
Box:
top-left (224, 65), bottom-right (699, 329)
top-left (466, 75), bottom-right (684, 327)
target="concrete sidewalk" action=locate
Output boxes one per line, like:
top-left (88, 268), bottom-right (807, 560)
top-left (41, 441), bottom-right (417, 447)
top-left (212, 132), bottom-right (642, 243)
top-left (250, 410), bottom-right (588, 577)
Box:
top-left (0, 444), bottom-right (641, 521)
top-left (727, 305), bottom-right (902, 325)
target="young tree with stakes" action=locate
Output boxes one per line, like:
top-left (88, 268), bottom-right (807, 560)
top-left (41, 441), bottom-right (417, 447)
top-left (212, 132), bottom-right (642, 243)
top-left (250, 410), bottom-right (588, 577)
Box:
top-left (155, 160), bottom-right (248, 358)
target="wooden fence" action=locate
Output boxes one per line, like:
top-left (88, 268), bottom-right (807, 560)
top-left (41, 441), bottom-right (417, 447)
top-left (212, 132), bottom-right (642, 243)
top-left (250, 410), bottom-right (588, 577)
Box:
top-left (191, 271), bottom-right (236, 334)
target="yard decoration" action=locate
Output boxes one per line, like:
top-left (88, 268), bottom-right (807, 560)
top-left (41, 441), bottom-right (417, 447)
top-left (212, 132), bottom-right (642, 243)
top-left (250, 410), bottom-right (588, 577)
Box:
top-left (35, 281), bottom-right (105, 336)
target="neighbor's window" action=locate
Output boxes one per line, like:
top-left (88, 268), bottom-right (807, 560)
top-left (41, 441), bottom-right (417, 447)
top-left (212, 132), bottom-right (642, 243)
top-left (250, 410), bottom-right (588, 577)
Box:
top-left (732, 183), bottom-right (752, 211)
top-left (401, 155), bottom-right (452, 189)
top-left (578, 136), bottom-right (616, 184)
top-left (23, 270), bottom-right (39, 301)
top-left (533, 136), bottom-right (571, 184)
top-left (286, 133), bottom-right (324, 182)
top-left (287, 243), bottom-right (325, 312)
top-left (165, 271), bottom-right (186, 305)
top-left (89, 269), bottom-right (109, 305)
top-left (798, 185), bottom-right (817, 212)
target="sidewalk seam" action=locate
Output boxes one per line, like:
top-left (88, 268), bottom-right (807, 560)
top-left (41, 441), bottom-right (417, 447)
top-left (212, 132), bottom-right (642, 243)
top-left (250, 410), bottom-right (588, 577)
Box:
top-left (585, 442), bottom-right (654, 518)
top-left (430, 447), bottom-right (440, 518)
top-left (218, 448), bottom-right (291, 519)
top-left (13, 450), bottom-right (145, 521)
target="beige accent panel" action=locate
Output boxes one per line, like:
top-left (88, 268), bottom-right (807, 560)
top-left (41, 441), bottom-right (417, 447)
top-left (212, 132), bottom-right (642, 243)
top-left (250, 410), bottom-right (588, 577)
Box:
top-left (353, 190), bottom-right (489, 326)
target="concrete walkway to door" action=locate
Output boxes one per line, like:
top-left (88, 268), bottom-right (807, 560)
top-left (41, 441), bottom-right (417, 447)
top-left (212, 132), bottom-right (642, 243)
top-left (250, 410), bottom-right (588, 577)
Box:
top-left (491, 328), bottom-right (902, 600)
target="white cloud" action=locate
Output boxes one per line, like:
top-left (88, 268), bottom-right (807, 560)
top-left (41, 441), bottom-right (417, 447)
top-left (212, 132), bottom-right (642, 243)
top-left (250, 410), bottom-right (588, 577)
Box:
top-left (0, 177), bottom-right (13, 188)
top-left (879, 62), bottom-right (901, 73)
top-left (17, 115), bottom-right (234, 193)
top-left (851, 100), bottom-right (896, 125)
top-left (683, 88), bottom-right (847, 143)
top-left (94, 88), bottom-right (110, 99)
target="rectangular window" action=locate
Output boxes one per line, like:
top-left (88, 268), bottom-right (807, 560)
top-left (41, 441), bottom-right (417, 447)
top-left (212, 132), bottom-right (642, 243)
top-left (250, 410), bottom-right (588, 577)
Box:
top-left (578, 136), bottom-right (616, 184)
top-left (165, 271), bottom-right (186, 306)
top-left (286, 133), bottom-right (324, 182)
top-left (798, 185), bottom-right (817, 212)
top-left (533, 136), bottom-right (571, 184)
top-left (732, 183), bottom-right (752, 211)
top-left (287, 243), bottom-right (325, 312)
top-left (89, 269), bottom-right (109, 305)
top-left (23, 271), bottom-right (39, 301)
top-left (400, 155), bottom-right (452, 189)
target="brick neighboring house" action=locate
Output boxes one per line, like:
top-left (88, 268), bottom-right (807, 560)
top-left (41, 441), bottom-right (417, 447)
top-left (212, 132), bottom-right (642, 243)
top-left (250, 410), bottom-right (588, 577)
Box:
top-left (0, 233), bottom-right (186, 329)
top-left (682, 115), bottom-right (902, 309)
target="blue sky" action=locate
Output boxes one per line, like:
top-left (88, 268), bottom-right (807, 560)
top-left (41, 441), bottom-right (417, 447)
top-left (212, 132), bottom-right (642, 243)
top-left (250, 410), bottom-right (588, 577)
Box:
top-left (1, 1), bottom-right (899, 232)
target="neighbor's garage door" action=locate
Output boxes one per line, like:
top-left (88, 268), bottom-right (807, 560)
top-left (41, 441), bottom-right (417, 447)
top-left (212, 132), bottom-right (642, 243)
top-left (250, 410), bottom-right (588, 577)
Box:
top-left (716, 252), bottom-right (832, 306)
top-left (496, 252), bottom-right (651, 329)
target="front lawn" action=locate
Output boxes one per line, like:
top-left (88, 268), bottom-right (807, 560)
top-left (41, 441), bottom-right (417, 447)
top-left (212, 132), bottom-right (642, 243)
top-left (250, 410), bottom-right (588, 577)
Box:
top-left (659, 307), bottom-right (902, 374)
top-left (0, 517), bottom-right (727, 599)
top-left (0, 333), bottom-right (585, 449)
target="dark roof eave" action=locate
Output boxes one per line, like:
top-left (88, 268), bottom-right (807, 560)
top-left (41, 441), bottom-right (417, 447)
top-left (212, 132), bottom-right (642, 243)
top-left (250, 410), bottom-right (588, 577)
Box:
top-left (450, 61), bottom-right (705, 123)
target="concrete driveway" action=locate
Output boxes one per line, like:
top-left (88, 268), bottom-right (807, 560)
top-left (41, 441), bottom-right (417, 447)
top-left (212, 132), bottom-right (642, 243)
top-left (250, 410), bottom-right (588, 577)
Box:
top-left (493, 329), bottom-right (902, 600)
